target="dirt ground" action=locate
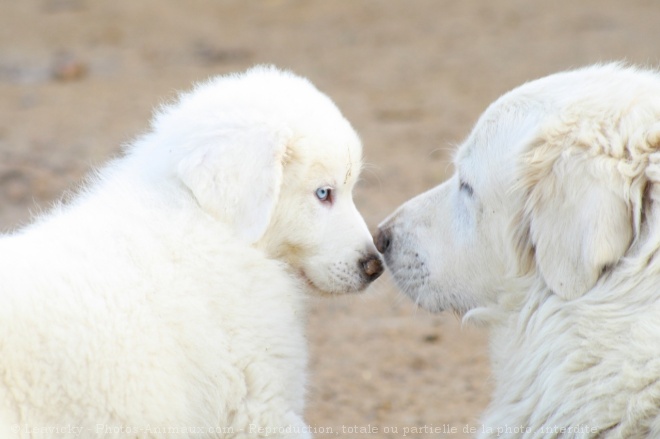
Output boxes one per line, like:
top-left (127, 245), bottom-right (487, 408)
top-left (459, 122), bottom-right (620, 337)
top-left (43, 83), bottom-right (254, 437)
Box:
top-left (2, 1), bottom-right (660, 437)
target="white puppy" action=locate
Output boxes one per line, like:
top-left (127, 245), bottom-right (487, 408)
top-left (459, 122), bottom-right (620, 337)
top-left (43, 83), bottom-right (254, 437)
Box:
top-left (0, 66), bottom-right (382, 438)
top-left (377, 64), bottom-right (660, 438)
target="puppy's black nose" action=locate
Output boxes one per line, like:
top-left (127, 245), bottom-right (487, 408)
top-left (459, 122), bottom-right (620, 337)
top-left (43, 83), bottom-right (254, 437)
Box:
top-left (374, 228), bottom-right (391, 254)
top-left (360, 253), bottom-right (384, 282)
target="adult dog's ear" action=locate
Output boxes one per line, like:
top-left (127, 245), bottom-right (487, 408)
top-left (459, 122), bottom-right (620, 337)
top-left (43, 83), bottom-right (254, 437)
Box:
top-left (177, 124), bottom-right (292, 244)
top-left (522, 151), bottom-right (633, 300)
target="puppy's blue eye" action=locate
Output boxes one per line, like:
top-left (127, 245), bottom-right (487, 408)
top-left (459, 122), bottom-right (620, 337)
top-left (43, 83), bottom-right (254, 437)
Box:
top-left (315, 187), bottom-right (331, 202)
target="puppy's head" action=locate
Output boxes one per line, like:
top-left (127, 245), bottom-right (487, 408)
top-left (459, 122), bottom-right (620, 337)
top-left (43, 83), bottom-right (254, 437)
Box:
top-left (376, 64), bottom-right (660, 315)
top-left (148, 65), bottom-right (382, 295)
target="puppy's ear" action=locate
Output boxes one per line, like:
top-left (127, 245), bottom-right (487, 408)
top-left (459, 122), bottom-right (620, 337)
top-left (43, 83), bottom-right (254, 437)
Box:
top-left (523, 153), bottom-right (633, 300)
top-left (177, 124), bottom-right (292, 244)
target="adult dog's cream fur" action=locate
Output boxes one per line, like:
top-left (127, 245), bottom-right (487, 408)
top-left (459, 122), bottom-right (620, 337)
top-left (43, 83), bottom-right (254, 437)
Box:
top-left (0, 66), bottom-right (382, 438)
top-left (377, 64), bottom-right (660, 438)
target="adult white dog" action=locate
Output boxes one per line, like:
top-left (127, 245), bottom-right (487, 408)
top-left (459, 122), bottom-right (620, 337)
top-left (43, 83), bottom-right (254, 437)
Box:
top-left (376, 64), bottom-right (660, 438)
top-left (0, 66), bottom-right (383, 438)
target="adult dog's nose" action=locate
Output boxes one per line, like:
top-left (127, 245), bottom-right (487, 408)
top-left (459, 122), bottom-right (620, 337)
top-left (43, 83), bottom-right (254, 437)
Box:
top-left (360, 253), bottom-right (384, 282)
top-left (374, 227), bottom-right (391, 254)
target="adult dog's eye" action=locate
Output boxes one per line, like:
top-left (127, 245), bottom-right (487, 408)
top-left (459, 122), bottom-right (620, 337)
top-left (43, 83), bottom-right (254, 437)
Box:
top-left (315, 187), bottom-right (332, 203)
top-left (459, 180), bottom-right (474, 197)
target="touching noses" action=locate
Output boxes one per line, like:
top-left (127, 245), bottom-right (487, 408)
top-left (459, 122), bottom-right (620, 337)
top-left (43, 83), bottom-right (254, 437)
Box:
top-left (356, 225), bottom-right (392, 283)
top-left (359, 252), bottom-right (384, 282)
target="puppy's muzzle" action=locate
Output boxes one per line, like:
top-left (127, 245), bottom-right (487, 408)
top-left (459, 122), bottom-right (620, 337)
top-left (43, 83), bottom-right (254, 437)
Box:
top-left (359, 253), bottom-right (384, 282)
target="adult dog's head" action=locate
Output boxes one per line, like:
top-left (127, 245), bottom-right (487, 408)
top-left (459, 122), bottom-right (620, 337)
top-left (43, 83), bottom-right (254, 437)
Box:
top-left (377, 64), bottom-right (660, 315)
top-left (133, 65), bottom-right (383, 295)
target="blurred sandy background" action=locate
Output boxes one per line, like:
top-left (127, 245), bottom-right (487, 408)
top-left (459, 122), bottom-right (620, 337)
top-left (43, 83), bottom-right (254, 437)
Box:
top-left (2, 1), bottom-right (660, 437)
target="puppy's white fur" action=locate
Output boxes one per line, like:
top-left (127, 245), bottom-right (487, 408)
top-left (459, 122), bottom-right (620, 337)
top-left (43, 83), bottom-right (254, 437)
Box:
top-left (0, 66), bottom-right (381, 438)
top-left (379, 64), bottom-right (660, 438)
